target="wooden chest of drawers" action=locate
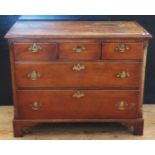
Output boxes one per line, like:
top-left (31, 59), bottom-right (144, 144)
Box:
top-left (5, 21), bottom-right (152, 137)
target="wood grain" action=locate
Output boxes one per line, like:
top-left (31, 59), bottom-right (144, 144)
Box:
top-left (5, 21), bottom-right (152, 39)
top-left (59, 42), bottom-right (101, 60)
top-left (14, 43), bottom-right (58, 61)
top-left (15, 61), bottom-right (142, 89)
top-left (16, 90), bottom-right (139, 119)
top-left (102, 42), bottom-right (145, 60)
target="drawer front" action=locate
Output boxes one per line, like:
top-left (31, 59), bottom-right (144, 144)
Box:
top-left (102, 42), bottom-right (144, 60)
top-left (17, 90), bottom-right (139, 119)
top-left (59, 43), bottom-right (101, 60)
top-left (14, 43), bottom-right (57, 61)
top-left (15, 62), bottom-right (142, 89)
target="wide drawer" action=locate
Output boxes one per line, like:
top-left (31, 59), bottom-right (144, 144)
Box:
top-left (102, 42), bottom-right (144, 60)
top-left (16, 90), bottom-right (139, 119)
top-left (59, 43), bottom-right (101, 60)
top-left (15, 62), bottom-right (142, 89)
top-left (14, 43), bottom-right (58, 61)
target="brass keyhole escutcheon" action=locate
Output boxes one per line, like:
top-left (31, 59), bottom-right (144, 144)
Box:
top-left (72, 91), bottom-right (85, 98)
top-left (115, 44), bottom-right (129, 53)
top-left (116, 71), bottom-right (130, 79)
top-left (117, 100), bottom-right (128, 110)
top-left (27, 70), bottom-right (41, 80)
top-left (31, 101), bottom-right (42, 110)
top-left (29, 43), bottom-right (42, 53)
top-left (72, 63), bottom-right (85, 71)
top-left (72, 45), bottom-right (86, 53)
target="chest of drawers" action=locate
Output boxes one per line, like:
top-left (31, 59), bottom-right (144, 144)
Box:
top-left (5, 21), bottom-right (152, 137)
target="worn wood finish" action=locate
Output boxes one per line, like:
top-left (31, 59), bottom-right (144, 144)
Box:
top-left (5, 21), bottom-right (152, 137)
top-left (14, 43), bottom-right (58, 61)
top-left (15, 62), bottom-right (142, 89)
top-left (4, 21), bottom-right (151, 39)
top-left (16, 90), bottom-right (139, 119)
top-left (102, 42), bottom-right (145, 60)
top-left (59, 42), bottom-right (101, 60)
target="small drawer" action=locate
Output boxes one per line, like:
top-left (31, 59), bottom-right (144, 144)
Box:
top-left (59, 43), bottom-right (101, 60)
top-left (15, 62), bottom-right (142, 89)
top-left (16, 90), bottom-right (139, 119)
top-left (14, 43), bottom-right (58, 61)
top-left (102, 42), bottom-right (144, 60)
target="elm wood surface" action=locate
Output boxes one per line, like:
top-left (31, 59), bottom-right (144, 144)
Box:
top-left (102, 42), bottom-right (145, 60)
top-left (16, 90), bottom-right (139, 119)
top-left (13, 40), bottom-right (146, 61)
top-left (59, 42), bottom-right (101, 60)
top-left (14, 43), bottom-right (58, 61)
top-left (15, 62), bottom-right (142, 89)
top-left (5, 21), bottom-right (152, 137)
top-left (5, 21), bottom-right (151, 39)
top-left (10, 38), bottom-right (148, 43)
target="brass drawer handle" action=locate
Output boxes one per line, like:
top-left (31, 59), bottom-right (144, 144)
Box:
top-left (116, 71), bottom-right (130, 79)
top-left (72, 63), bottom-right (85, 71)
top-left (72, 91), bottom-right (85, 98)
top-left (116, 100), bottom-right (128, 110)
top-left (29, 43), bottom-right (42, 53)
top-left (27, 70), bottom-right (41, 80)
top-left (115, 44), bottom-right (129, 53)
top-left (31, 101), bottom-right (42, 110)
top-left (72, 45), bottom-right (86, 53)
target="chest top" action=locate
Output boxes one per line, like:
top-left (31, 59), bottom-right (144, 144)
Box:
top-left (5, 21), bottom-right (151, 39)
